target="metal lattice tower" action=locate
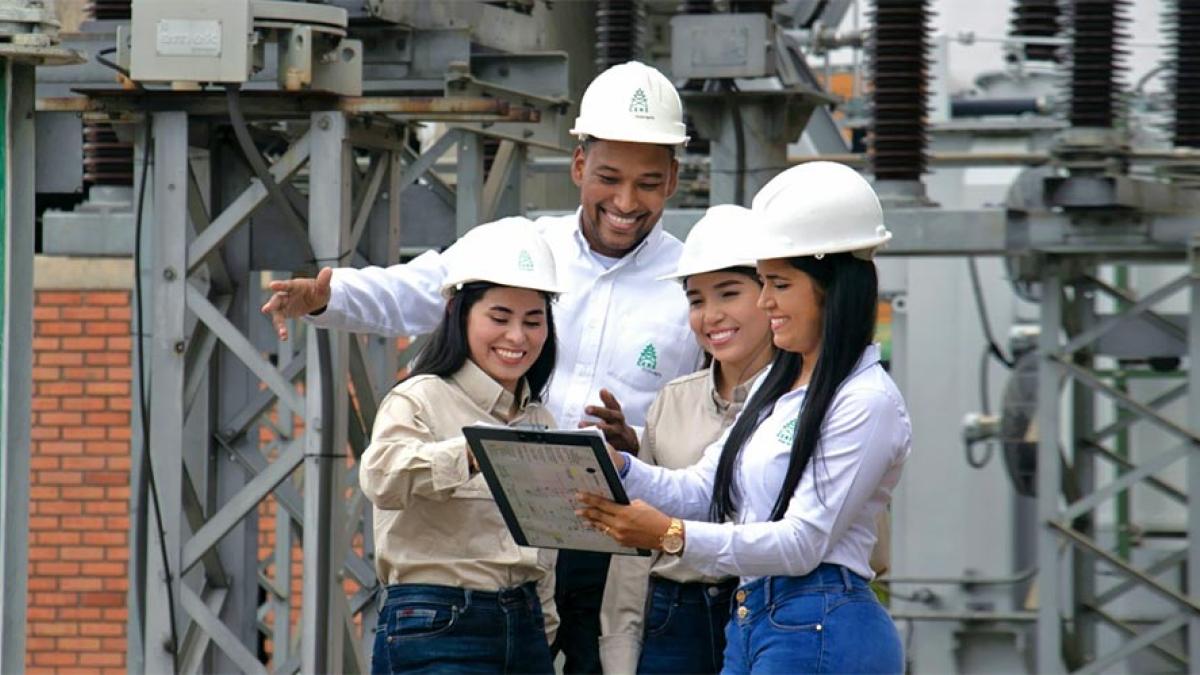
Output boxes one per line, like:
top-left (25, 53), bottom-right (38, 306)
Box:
top-left (1032, 255), bottom-right (1200, 673)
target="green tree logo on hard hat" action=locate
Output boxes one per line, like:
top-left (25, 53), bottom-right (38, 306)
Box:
top-left (629, 88), bottom-right (650, 114)
top-left (517, 249), bottom-right (534, 272)
top-left (636, 343), bottom-right (658, 371)
top-left (777, 418), bottom-right (797, 444)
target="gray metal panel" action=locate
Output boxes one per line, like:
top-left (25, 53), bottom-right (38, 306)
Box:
top-left (34, 110), bottom-right (82, 194)
top-left (671, 14), bottom-right (771, 79)
top-left (41, 207), bottom-right (135, 256)
top-left (0, 61), bottom-right (35, 675)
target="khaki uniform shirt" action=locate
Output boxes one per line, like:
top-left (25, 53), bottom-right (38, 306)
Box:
top-left (598, 363), bottom-right (892, 674)
top-left (360, 360), bottom-right (558, 642)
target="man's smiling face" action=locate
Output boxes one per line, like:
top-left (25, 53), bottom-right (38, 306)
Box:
top-left (572, 139), bottom-right (679, 258)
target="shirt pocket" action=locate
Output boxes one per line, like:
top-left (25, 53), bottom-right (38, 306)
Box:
top-left (605, 319), bottom-right (694, 397)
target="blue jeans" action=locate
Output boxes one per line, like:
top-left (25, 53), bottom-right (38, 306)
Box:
top-left (371, 582), bottom-right (553, 674)
top-left (723, 564), bottom-right (902, 674)
top-left (638, 577), bottom-right (737, 674)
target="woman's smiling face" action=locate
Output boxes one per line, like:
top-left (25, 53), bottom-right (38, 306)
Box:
top-left (755, 258), bottom-right (824, 358)
top-left (685, 270), bottom-right (772, 370)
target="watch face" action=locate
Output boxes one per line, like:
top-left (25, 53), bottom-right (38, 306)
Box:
top-left (662, 533), bottom-right (684, 554)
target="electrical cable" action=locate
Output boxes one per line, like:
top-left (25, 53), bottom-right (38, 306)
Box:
top-left (964, 438), bottom-right (994, 469)
top-left (965, 344), bottom-right (996, 469)
top-left (96, 46), bottom-right (142, 89)
top-left (967, 257), bottom-right (1014, 369)
top-left (132, 122), bottom-right (181, 673)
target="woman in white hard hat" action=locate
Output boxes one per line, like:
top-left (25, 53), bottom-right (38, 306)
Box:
top-left (360, 221), bottom-right (565, 674)
top-left (596, 205), bottom-right (775, 675)
top-left (578, 162), bottom-right (911, 674)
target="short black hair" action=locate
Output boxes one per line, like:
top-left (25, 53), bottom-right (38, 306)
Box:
top-left (578, 135), bottom-right (678, 159)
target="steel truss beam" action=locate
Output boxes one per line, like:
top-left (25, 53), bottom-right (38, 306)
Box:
top-left (1036, 254), bottom-right (1200, 673)
top-left (132, 104), bottom-right (482, 672)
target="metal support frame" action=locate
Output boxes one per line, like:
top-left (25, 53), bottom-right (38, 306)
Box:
top-left (0, 60), bottom-right (35, 675)
top-left (124, 91), bottom-right (516, 672)
top-left (1035, 256), bottom-right (1200, 673)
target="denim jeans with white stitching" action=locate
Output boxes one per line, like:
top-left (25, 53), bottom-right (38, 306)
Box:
top-left (371, 582), bottom-right (553, 674)
top-left (721, 564), bottom-right (902, 675)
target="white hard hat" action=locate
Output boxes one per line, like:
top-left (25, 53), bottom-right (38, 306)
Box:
top-left (441, 221), bottom-right (566, 298)
top-left (569, 61), bottom-right (689, 146)
top-left (744, 161), bottom-right (893, 261)
top-left (658, 204), bottom-right (758, 281)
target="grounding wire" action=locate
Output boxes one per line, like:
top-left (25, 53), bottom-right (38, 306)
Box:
top-left (132, 121), bottom-right (181, 673)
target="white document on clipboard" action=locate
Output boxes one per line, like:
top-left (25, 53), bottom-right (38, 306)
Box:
top-left (463, 425), bottom-right (649, 556)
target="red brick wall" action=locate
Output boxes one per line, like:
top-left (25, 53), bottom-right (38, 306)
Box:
top-left (27, 290), bottom-right (131, 674)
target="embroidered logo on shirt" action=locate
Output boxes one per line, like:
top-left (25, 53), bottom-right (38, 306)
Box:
top-left (629, 88), bottom-right (650, 114)
top-left (517, 249), bottom-right (534, 272)
top-left (777, 418), bottom-right (797, 444)
top-left (636, 342), bottom-right (658, 371)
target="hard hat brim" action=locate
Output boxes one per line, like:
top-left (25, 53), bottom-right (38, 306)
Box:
top-left (439, 278), bottom-right (568, 300)
top-left (570, 123), bottom-right (689, 147)
top-left (656, 260), bottom-right (758, 282)
top-left (738, 229), bottom-right (894, 262)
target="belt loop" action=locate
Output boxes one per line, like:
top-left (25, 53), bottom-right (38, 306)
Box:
top-left (764, 577), bottom-right (774, 608)
top-left (462, 588), bottom-right (473, 609)
top-left (839, 565), bottom-right (853, 592)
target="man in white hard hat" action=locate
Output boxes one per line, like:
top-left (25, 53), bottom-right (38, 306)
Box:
top-left (262, 61), bottom-right (703, 673)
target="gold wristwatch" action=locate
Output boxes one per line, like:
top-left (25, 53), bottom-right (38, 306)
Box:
top-left (661, 518), bottom-right (685, 555)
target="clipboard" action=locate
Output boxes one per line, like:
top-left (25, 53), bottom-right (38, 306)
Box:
top-left (463, 425), bottom-right (650, 557)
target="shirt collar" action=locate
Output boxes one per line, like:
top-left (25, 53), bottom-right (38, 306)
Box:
top-left (571, 207), bottom-right (664, 270)
top-left (449, 359), bottom-right (531, 419)
top-left (707, 360), bottom-right (769, 412)
top-left (851, 343), bottom-right (883, 377)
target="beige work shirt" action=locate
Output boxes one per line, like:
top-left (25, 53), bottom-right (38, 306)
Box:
top-left (360, 360), bottom-right (558, 643)
top-left (598, 363), bottom-right (892, 674)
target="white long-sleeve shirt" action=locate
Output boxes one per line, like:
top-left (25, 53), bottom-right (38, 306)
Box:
top-left (621, 344), bottom-right (911, 581)
top-left (307, 210), bottom-right (703, 429)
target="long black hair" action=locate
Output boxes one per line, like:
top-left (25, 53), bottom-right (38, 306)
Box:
top-left (405, 281), bottom-right (558, 401)
top-left (709, 252), bottom-right (878, 523)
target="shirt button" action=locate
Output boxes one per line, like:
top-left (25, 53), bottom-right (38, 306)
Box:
top-left (735, 590), bottom-right (746, 603)
top-left (737, 606), bottom-right (749, 620)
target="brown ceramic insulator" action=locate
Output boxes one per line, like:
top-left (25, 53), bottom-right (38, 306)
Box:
top-left (596, 0), bottom-right (645, 71)
top-left (1064, 0), bottom-right (1130, 129)
top-left (82, 123), bottom-right (134, 186)
top-left (729, 0), bottom-right (772, 13)
top-left (86, 0), bottom-right (132, 21)
top-left (868, 0), bottom-right (932, 181)
top-left (1009, 0), bottom-right (1062, 62)
top-left (1166, 1), bottom-right (1200, 147)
